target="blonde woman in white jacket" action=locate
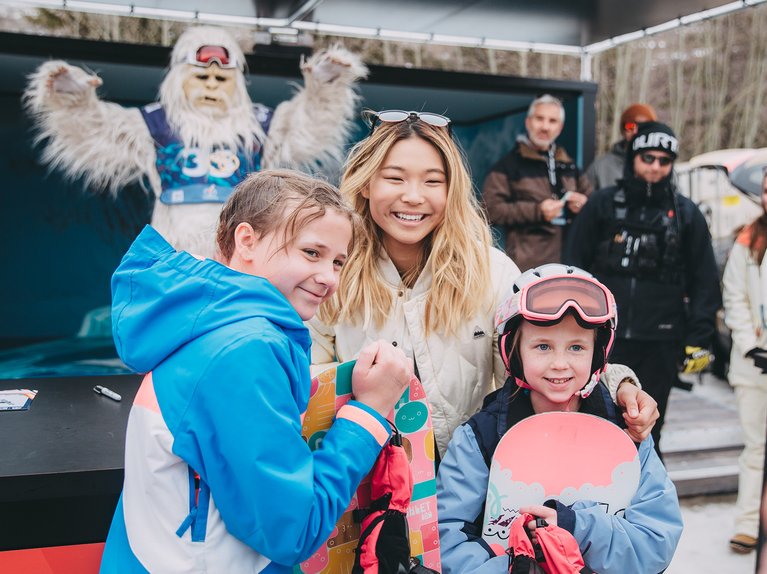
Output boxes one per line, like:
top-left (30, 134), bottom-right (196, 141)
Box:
top-left (723, 176), bottom-right (767, 554)
top-left (310, 111), bottom-right (659, 456)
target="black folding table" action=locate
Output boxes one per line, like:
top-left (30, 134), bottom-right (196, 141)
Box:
top-left (0, 375), bottom-right (141, 550)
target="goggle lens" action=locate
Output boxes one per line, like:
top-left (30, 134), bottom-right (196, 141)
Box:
top-left (623, 121), bottom-right (638, 132)
top-left (191, 45), bottom-right (236, 68)
top-left (525, 277), bottom-right (610, 319)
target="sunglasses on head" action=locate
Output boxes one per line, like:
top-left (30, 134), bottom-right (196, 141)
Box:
top-left (366, 110), bottom-right (452, 135)
top-left (639, 152), bottom-right (673, 167)
top-left (186, 45), bottom-right (239, 69)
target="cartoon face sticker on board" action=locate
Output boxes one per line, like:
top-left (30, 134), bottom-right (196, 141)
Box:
top-left (395, 401), bottom-right (428, 433)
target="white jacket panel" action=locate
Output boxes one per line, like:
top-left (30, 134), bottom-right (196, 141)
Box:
top-left (723, 239), bottom-right (767, 387)
top-left (309, 247), bottom-right (520, 454)
top-left (123, 386), bottom-right (271, 573)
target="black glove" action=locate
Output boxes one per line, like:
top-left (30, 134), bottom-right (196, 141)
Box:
top-left (746, 347), bottom-right (767, 374)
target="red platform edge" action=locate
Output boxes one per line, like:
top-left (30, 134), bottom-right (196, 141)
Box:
top-left (0, 543), bottom-right (104, 573)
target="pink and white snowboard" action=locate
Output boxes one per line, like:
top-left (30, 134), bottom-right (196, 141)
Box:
top-left (482, 411), bottom-right (640, 556)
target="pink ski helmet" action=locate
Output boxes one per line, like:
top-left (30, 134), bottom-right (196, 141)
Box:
top-left (495, 264), bottom-right (617, 398)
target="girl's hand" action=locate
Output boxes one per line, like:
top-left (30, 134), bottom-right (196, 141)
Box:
top-left (351, 340), bottom-right (412, 418)
top-left (519, 505), bottom-right (557, 544)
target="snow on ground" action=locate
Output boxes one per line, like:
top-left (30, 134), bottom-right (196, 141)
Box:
top-left (668, 493), bottom-right (756, 573)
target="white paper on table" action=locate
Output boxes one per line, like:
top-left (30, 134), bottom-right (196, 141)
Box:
top-left (0, 389), bottom-right (38, 411)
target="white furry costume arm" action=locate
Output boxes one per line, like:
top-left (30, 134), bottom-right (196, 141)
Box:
top-left (24, 61), bottom-right (157, 194)
top-left (264, 46), bottom-right (368, 169)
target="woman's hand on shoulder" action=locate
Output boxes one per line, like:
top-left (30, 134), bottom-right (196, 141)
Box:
top-left (351, 341), bottom-right (412, 418)
top-left (617, 384), bottom-right (659, 442)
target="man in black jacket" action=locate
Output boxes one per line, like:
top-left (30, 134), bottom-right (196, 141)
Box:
top-left (564, 121), bottom-right (721, 457)
top-left (585, 102), bottom-right (657, 191)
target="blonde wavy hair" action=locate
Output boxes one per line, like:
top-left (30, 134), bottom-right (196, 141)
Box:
top-left (319, 119), bottom-right (493, 335)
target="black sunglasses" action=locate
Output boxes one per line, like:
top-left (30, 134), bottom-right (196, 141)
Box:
top-left (365, 110), bottom-right (452, 135)
top-left (639, 152), bottom-right (673, 167)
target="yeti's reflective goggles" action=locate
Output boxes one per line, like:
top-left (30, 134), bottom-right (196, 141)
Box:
top-left (495, 275), bottom-right (616, 335)
top-left (186, 45), bottom-right (239, 69)
top-left (366, 110), bottom-right (452, 135)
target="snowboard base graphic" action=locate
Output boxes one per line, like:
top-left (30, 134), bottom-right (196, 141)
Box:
top-left (296, 361), bottom-right (441, 573)
top-left (482, 411), bottom-right (640, 556)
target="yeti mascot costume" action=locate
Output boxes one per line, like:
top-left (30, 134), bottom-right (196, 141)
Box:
top-left (24, 26), bottom-right (367, 256)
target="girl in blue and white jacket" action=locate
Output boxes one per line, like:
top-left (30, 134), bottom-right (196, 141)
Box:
top-left (100, 169), bottom-right (412, 573)
top-left (437, 264), bottom-right (683, 574)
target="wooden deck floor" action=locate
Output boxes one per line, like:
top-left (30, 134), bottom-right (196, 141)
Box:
top-left (661, 374), bottom-right (743, 497)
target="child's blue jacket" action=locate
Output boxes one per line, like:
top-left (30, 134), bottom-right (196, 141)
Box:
top-left (437, 383), bottom-right (683, 574)
top-left (100, 226), bottom-right (390, 573)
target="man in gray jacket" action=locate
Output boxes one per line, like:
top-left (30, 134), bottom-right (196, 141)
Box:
top-left (586, 103), bottom-right (657, 191)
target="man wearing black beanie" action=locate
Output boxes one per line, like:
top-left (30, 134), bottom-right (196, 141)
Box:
top-left (564, 121), bottom-right (721, 458)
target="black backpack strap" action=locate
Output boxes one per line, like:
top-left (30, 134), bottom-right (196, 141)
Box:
top-left (467, 412), bottom-right (500, 469)
top-left (468, 384), bottom-right (536, 469)
top-left (580, 383), bottom-right (625, 428)
top-left (613, 186), bottom-right (627, 220)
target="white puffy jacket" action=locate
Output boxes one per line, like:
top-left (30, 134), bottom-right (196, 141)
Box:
top-left (309, 247), bottom-right (520, 455)
top-left (723, 233), bottom-right (767, 387)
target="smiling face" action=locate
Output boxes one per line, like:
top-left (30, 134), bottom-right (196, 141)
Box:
top-left (525, 102), bottom-right (564, 151)
top-left (230, 209), bottom-right (352, 320)
top-left (182, 62), bottom-right (237, 115)
top-left (362, 135), bottom-right (448, 273)
top-left (518, 314), bottom-right (595, 413)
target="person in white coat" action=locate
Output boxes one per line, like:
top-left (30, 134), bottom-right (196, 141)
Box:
top-left (723, 171), bottom-right (767, 554)
top-left (310, 110), bottom-right (660, 457)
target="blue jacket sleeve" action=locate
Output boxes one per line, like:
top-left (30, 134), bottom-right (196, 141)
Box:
top-left (568, 437), bottom-right (683, 573)
top-left (169, 333), bottom-right (390, 566)
top-left (437, 425), bottom-right (509, 574)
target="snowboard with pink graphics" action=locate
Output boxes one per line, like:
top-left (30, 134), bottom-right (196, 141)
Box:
top-left (296, 360), bottom-right (441, 573)
top-left (482, 411), bottom-right (640, 556)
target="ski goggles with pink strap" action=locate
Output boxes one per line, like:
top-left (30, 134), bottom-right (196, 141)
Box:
top-left (495, 274), bottom-right (617, 336)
